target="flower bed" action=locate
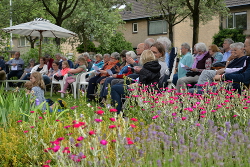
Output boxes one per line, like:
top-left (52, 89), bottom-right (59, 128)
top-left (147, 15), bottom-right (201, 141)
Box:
top-left (0, 84), bottom-right (250, 166)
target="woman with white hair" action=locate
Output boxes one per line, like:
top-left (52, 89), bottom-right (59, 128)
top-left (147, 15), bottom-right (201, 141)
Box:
top-left (99, 51), bottom-right (137, 100)
top-left (176, 42), bottom-right (213, 92)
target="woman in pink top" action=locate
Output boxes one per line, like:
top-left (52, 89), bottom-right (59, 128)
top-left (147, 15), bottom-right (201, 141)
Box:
top-left (54, 61), bottom-right (71, 81)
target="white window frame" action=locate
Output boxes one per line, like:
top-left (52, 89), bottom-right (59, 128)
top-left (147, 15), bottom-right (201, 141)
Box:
top-left (227, 12), bottom-right (247, 29)
top-left (148, 20), bottom-right (168, 35)
top-left (18, 36), bottom-right (30, 47)
top-left (132, 23), bottom-right (138, 33)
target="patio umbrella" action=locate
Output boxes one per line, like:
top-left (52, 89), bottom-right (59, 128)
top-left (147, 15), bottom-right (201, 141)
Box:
top-left (2, 18), bottom-right (77, 59)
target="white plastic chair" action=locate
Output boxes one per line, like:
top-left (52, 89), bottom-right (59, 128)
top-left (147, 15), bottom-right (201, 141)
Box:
top-left (77, 71), bottom-right (94, 98)
top-left (167, 56), bottom-right (177, 89)
top-left (71, 73), bottom-right (82, 99)
top-left (50, 74), bottom-right (68, 98)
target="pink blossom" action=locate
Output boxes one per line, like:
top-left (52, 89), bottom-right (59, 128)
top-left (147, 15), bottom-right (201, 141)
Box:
top-left (89, 130), bottom-right (95, 135)
top-left (172, 112), bottom-right (177, 116)
top-left (243, 107), bottom-right (248, 109)
top-left (109, 118), bottom-right (116, 122)
top-left (211, 110), bottom-right (217, 112)
top-left (23, 130), bottom-right (28, 133)
top-left (181, 117), bottom-right (187, 121)
top-left (45, 160), bottom-right (51, 164)
top-left (56, 119), bottom-right (60, 122)
top-left (100, 140), bottom-right (108, 145)
top-left (110, 108), bottom-right (117, 112)
top-left (152, 115), bottom-right (159, 119)
top-left (64, 125), bottom-right (71, 129)
top-left (109, 125), bottom-right (116, 129)
top-left (200, 115), bottom-right (206, 118)
top-left (39, 117), bottom-right (43, 119)
top-left (30, 111), bottom-right (34, 113)
top-left (17, 120), bottom-right (22, 123)
top-left (30, 126), bottom-right (35, 128)
top-left (196, 123), bottom-right (200, 126)
top-left (130, 118), bottom-right (138, 122)
top-left (56, 137), bottom-right (64, 141)
top-left (76, 136), bottom-right (84, 141)
top-left (52, 145), bottom-right (60, 152)
top-left (200, 111), bottom-right (206, 114)
top-left (96, 110), bottom-right (104, 115)
top-left (73, 124), bottom-right (81, 128)
top-left (94, 119), bottom-right (103, 122)
top-left (232, 115), bottom-right (238, 117)
top-left (70, 106), bottom-right (78, 109)
top-left (111, 139), bottom-right (116, 143)
top-left (130, 124), bottom-right (136, 128)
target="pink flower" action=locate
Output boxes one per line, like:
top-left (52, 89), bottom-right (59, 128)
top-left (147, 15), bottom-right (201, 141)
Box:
top-left (181, 117), bottom-right (187, 121)
top-left (45, 160), bottom-right (51, 164)
top-left (110, 108), bottom-right (117, 112)
top-left (152, 115), bottom-right (159, 119)
top-left (109, 125), bottom-right (116, 129)
top-left (17, 120), bottom-right (22, 123)
top-left (232, 115), bottom-right (238, 117)
top-left (127, 140), bottom-right (134, 145)
top-left (100, 140), bottom-right (108, 145)
top-left (70, 106), bottom-right (78, 110)
top-left (73, 124), bottom-right (81, 128)
top-left (64, 125), bottom-right (71, 129)
top-left (211, 110), bottom-right (217, 112)
top-left (130, 124), bottom-right (136, 128)
top-left (94, 119), bottom-right (103, 122)
top-left (89, 130), bottom-right (95, 135)
top-left (200, 115), bottom-right (206, 118)
top-left (243, 107), bottom-right (248, 109)
top-left (196, 123), bottom-right (200, 126)
top-left (56, 120), bottom-right (60, 122)
top-left (200, 111), bottom-right (206, 114)
top-left (109, 118), bottom-right (116, 122)
top-left (111, 140), bottom-right (116, 143)
top-left (23, 130), bottom-right (29, 133)
top-left (130, 118), bottom-right (138, 122)
top-left (172, 112), bottom-right (177, 116)
top-left (187, 84), bottom-right (192, 87)
top-left (30, 126), bottom-right (35, 128)
top-left (56, 137), bottom-right (64, 141)
top-left (77, 136), bottom-right (84, 141)
top-left (39, 117), bottom-right (43, 119)
top-left (96, 110), bottom-right (104, 115)
top-left (52, 145), bottom-right (60, 152)
top-left (30, 111), bottom-right (34, 113)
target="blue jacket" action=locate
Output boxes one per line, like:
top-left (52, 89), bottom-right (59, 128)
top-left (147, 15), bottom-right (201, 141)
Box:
top-left (225, 56), bottom-right (250, 85)
top-left (90, 61), bottom-right (104, 71)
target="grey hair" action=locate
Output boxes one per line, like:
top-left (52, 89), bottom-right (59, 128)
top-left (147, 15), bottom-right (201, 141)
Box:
top-left (29, 58), bottom-right (36, 63)
top-left (181, 42), bottom-right (191, 51)
top-left (111, 52), bottom-right (120, 60)
top-left (55, 53), bottom-right (62, 57)
top-left (82, 52), bottom-right (90, 58)
top-left (103, 53), bottom-right (110, 58)
top-left (230, 42), bottom-right (244, 49)
top-left (156, 36), bottom-right (172, 51)
top-left (195, 43), bottom-right (207, 52)
top-left (126, 51), bottom-right (137, 59)
top-left (224, 38), bottom-right (234, 44)
top-left (44, 54), bottom-right (50, 58)
top-left (95, 54), bottom-right (103, 60)
top-left (61, 55), bottom-right (67, 60)
top-left (144, 38), bottom-right (155, 48)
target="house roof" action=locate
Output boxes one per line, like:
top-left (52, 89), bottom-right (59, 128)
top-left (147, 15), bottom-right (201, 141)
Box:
top-left (225, 0), bottom-right (250, 7)
top-left (120, 0), bottom-right (151, 21)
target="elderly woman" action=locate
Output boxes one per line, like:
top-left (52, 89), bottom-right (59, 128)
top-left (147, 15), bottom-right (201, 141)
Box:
top-left (90, 54), bottom-right (104, 71)
top-left (82, 52), bottom-right (93, 71)
top-left (86, 52), bottom-right (120, 101)
top-left (157, 36), bottom-right (172, 67)
top-left (176, 42), bottom-right (213, 92)
top-left (209, 44), bottom-right (223, 63)
top-left (20, 58), bottom-right (36, 80)
top-left (99, 51), bottom-right (137, 99)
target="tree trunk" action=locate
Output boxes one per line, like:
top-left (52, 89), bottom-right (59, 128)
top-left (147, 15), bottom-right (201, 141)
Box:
top-left (168, 23), bottom-right (174, 46)
top-left (192, 13), bottom-right (199, 47)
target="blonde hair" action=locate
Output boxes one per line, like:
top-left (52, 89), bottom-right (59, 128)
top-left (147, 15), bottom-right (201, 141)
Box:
top-left (62, 61), bottom-right (70, 68)
top-left (78, 57), bottom-right (87, 66)
top-left (24, 81), bottom-right (32, 90)
top-left (30, 72), bottom-right (46, 90)
top-left (139, 50), bottom-right (156, 65)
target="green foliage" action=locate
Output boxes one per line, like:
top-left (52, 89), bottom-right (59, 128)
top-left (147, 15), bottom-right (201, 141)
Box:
top-left (213, 29), bottom-right (246, 47)
top-left (76, 40), bottom-right (97, 53)
top-left (21, 43), bottom-right (61, 64)
top-left (96, 32), bottom-right (133, 54)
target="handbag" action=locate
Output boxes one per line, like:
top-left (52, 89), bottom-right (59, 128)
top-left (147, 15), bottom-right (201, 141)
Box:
top-left (212, 61), bottom-right (226, 67)
top-left (186, 71), bottom-right (200, 77)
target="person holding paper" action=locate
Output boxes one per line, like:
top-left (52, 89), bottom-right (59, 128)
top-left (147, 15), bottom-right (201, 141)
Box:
top-left (90, 54), bottom-right (104, 71)
top-left (6, 52), bottom-right (24, 86)
top-left (172, 43), bottom-right (194, 85)
top-left (86, 52), bottom-right (120, 101)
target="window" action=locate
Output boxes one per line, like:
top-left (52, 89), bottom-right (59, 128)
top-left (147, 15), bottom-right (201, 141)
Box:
top-left (227, 12), bottom-right (247, 29)
top-left (148, 20), bottom-right (167, 35)
top-left (18, 36), bottom-right (30, 47)
top-left (132, 23), bottom-right (138, 33)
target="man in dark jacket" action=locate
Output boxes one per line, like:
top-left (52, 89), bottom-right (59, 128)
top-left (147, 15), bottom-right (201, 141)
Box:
top-left (0, 56), bottom-right (6, 80)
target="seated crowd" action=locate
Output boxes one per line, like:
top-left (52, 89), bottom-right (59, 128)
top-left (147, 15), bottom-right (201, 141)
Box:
top-left (2, 36), bottom-right (250, 114)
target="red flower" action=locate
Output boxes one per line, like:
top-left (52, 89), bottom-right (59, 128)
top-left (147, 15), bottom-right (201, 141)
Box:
top-left (127, 140), bottom-right (134, 145)
top-left (73, 124), bottom-right (81, 128)
top-left (52, 145), bottom-right (60, 152)
top-left (130, 118), bottom-right (138, 122)
top-left (89, 130), bottom-right (95, 135)
top-left (109, 125), bottom-right (116, 129)
top-left (111, 139), bottom-right (116, 143)
top-left (232, 115), bottom-right (238, 117)
top-left (30, 111), bottom-right (34, 113)
top-left (100, 140), bottom-right (108, 145)
top-left (77, 136), bottom-right (84, 141)
top-left (45, 160), bottom-right (51, 164)
top-left (17, 120), bottom-right (22, 123)
top-left (23, 130), bottom-right (29, 133)
top-left (130, 124), bottom-right (136, 128)
top-left (110, 108), bottom-right (117, 112)
top-left (109, 118), bottom-right (116, 122)
top-left (96, 110), bottom-right (104, 115)
top-left (181, 117), bottom-right (187, 121)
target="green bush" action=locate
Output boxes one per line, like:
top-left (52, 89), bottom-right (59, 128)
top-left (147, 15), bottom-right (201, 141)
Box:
top-left (213, 29), bottom-right (246, 47)
top-left (76, 40), bottom-right (97, 53)
top-left (96, 32), bottom-right (133, 54)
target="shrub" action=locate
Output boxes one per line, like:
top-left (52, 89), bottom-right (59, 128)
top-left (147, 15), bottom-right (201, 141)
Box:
top-left (213, 29), bottom-right (246, 47)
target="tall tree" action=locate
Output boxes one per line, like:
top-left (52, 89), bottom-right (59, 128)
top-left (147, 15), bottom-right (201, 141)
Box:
top-left (66, 0), bottom-right (125, 52)
top-left (38, 0), bottom-right (79, 46)
top-left (140, 0), bottom-right (191, 44)
top-left (185, 0), bottom-right (229, 46)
